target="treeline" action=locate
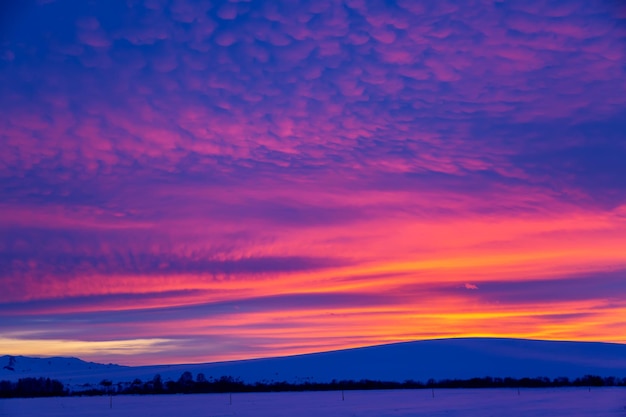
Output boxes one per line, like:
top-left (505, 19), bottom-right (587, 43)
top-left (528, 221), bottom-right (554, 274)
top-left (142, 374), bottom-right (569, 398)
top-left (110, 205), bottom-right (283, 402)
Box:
top-left (2, 373), bottom-right (625, 398)
top-left (158, 374), bottom-right (625, 394)
top-left (0, 378), bottom-right (67, 398)
top-left (87, 373), bottom-right (626, 395)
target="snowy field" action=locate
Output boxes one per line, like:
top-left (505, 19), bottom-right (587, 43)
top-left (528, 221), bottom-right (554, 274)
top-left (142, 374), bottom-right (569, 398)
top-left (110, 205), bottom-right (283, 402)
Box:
top-left (1, 388), bottom-right (625, 417)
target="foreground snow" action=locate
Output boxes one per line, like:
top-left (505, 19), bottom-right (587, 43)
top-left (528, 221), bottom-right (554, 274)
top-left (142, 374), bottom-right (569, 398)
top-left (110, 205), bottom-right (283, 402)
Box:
top-left (1, 388), bottom-right (625, 417)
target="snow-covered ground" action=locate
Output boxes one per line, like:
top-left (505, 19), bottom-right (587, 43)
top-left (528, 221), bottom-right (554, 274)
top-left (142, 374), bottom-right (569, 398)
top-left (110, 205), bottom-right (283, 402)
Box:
top-left (1, 388), bottom-right (625, 417)
top-left (3, 338), bottom-right (626, 388)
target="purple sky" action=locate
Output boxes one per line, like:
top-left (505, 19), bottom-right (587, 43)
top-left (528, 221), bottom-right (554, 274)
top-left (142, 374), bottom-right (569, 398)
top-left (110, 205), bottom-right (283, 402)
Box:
top-left (1, 0), bottom-right (626, 365)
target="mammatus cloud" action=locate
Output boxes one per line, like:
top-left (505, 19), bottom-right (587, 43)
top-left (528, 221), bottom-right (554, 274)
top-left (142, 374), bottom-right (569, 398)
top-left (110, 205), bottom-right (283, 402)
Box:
top-left (0, 0), bottom-right (625, 364)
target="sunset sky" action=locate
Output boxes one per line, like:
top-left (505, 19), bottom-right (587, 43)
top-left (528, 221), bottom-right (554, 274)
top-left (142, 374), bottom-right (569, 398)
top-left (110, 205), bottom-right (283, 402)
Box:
top-left (1, 0), bottom-right (625, 366)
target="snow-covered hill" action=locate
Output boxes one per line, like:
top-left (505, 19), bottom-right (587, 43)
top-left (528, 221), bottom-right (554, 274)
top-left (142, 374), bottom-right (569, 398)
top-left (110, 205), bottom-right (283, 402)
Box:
top-left (0, 355), bottom-right (127, 386)
top-left (2, 338), bottom-right (626, 388)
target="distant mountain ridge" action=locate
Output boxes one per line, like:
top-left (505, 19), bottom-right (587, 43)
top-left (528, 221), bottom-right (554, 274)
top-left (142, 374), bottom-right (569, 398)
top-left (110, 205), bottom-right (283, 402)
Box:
top-left (2, 338), bottom-right (626, 388)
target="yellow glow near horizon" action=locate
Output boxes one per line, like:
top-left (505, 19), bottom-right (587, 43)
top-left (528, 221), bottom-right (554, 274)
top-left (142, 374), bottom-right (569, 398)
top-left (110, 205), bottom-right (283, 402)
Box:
top-left (0, 337), bottom-right (177, 359)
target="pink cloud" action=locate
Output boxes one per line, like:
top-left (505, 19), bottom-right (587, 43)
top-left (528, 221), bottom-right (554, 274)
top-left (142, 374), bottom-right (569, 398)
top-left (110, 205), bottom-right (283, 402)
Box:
top-left (78, 30), bottom-right (112, 48)
top-left (217, 3), bottom-right (238, 20)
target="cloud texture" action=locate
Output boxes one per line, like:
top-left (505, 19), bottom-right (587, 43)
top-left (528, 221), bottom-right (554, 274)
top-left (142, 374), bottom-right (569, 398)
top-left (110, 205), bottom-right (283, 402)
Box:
top-left (1, 0), bottom-right (625, 364)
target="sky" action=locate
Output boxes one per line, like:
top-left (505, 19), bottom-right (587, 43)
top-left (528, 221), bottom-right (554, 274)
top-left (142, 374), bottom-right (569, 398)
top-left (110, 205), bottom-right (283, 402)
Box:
top-left (0, 0), bottom-right (625, 366)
